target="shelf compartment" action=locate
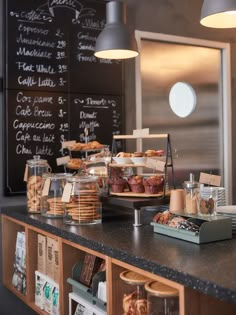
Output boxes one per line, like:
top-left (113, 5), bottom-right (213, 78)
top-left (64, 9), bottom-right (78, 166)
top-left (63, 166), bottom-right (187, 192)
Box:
top-left (1, 216), bottom-right (26, 292)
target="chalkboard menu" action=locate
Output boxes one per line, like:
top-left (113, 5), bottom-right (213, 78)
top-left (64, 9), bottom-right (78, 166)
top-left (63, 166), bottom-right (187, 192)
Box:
top-left (4, 0), bottom-right (123, 195)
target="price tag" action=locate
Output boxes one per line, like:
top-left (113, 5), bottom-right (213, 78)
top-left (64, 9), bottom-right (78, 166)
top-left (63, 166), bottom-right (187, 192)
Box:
top-left (61, 140), bottom-right (76, 149)
top-left (23, 164), bottom-right (28, 182)
top-left (61, 183), bottom-right (73, 203)
top-left (42, 178), bottom-right (51, 196)
top-left (133, 128), bottom-right (149, 137)
top-left (56, 155), bottom-right (70, 166)
top-left (199, 172), bottom-right (221, 187)
top-left (146, 158), bottom-right (166, 172)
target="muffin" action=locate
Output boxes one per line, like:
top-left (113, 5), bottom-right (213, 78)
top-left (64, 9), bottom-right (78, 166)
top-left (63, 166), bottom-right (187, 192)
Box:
top-left (109, 177), bottom-right (127, 193)
top-left (128, 176), bottom-right (144, 193)
top-left (131, 152), bottom-right (145, 157)
top-left (143, 175), bottom-right (164, 194)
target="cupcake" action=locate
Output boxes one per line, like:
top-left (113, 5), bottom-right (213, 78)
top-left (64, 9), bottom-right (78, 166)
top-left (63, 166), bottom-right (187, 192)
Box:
top-left (109, 177), bottom-right (127, 193)
top-left (128, 176), bottom-right (144, 193)
top-left (143, 176), bottom-right (164, 194)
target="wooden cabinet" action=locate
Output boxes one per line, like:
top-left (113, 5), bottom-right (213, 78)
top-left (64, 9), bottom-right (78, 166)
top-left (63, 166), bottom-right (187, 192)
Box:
top-left (2, 214), bottom-right (236, 315)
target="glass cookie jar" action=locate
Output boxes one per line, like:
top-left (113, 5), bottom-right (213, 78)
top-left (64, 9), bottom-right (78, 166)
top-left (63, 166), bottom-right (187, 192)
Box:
top-left (25, 155), bottom-right (51, 213)
top-left (62, 175), bottom-right (102, 225)
top-left (145, 281), bottom-right (179, 315)
top-left (40, 173), bottom-right (73, 218)
top-left (120, 270), bottom-right (150, 315)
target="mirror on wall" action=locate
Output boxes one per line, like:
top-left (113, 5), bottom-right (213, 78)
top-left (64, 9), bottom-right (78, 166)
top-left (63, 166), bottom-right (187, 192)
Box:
top-left (135, 31), bottom-right (232, 203)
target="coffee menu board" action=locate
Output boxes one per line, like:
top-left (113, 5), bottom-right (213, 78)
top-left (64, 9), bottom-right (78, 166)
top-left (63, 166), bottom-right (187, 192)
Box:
top-left (4, 0), bottom-right (123, 194)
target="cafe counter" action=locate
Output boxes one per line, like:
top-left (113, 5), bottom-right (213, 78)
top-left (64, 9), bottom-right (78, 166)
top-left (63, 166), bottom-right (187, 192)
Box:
top-left (1, 204), bottom-right (236, 314)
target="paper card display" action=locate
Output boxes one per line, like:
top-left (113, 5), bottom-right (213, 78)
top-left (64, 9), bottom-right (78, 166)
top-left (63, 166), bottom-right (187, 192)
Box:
top-left (146, 158), bottom-right (166, 172)
top-left (37, 234), bottom-right (47, 274)
top-left (133, 128), bottom-right (150, 137)
top-left (79, 254), bottom-right (103, 287)
top-left (12, 231), bottom-right (26, 295)
top-left (56, 155), bottom-right (70, 166)
top-left (46, 237), bottom-right (55, 280)
top-left (42, 178), bottom-right (51, 197)
top-left (199, 172), bottom-right (221, 187)
top-left (23, 164), bottom-right (28, 182)
top-left (61, 183), bottom-right (73, 202)
top-left (61, 140), bottom-right (76, 149)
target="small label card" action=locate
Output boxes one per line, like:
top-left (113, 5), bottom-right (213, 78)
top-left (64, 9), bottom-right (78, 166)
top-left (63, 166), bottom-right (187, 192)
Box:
top-left (133, 128), bottom-right (150, 137)
top-left (23, 164), bottom-right (28, 182)
top-left (146, 158), bottom-right (166, 172)
top-left (199, 172), bottom-right (221, 187)
top-left (61, 183), bottom-right (73, 202)
top-left (56, 155), bottom-right (70, 166)
top-left (61, 140), bottom-right (76, 149)
top-left (42, 178), bottom-right (51, 196)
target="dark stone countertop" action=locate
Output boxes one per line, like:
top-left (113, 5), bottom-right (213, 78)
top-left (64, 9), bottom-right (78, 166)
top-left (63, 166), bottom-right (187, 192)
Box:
top-left (1, 205), bottom-right (236, 305)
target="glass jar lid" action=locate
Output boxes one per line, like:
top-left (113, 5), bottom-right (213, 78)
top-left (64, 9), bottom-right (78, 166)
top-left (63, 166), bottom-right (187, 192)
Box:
top-left (47, 173), bottom-right (73, 181)
top-left (183, 173), bottom-right (199, 189)
top-left (27, 155), bottom-right (48, 167)
top-left (66, 175), bottom-right (98, 184)
top-left (120, 270), bottom-right (150, 285)
top-left (145, 281), bottom-right (179, 297)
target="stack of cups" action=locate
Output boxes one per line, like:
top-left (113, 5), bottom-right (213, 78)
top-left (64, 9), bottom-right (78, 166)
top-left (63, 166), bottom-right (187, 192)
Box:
top-left (169, 189), bottom-right (184, 213)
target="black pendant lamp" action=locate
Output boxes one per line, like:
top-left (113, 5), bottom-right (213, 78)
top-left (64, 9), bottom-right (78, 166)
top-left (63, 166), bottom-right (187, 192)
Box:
top-left (94, 0), bottom-right (139, 59)
top-left (200, 0), bottom-right (236, 28)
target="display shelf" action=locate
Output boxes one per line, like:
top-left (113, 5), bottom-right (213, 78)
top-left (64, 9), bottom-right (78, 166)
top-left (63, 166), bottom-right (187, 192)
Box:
top-left (110, 191), bottom-right (163, 198)
top-left (110, 132), bottom-right (175, 197)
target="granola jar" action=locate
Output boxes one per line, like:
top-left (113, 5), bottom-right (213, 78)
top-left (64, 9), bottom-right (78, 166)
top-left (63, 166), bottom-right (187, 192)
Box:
top-left (40, 173), bottom-right (73, 218)
top-left (145, 281), bottom-right (179, 315)
top-left (183, 173), bottom-right (200, 215)
top-left (120, 270), bottom-right (150, 315)
top-left (26, 155), bottom-right (51, 213)
top-left (63, 175), bottom-right (102, 225)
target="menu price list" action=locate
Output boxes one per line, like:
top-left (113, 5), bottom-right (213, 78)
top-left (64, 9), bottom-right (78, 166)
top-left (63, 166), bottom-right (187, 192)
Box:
top-left (6, 89), bottom-right (68, 194)
top-left (6, 0), bottom-right (122, 94)
top-left (69, 94), bottom-right (123, 146)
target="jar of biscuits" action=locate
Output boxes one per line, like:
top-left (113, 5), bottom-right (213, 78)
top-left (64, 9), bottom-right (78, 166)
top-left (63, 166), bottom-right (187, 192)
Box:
top-left (145, 281), bottom-right (179, 315)
top-left (40, 173), bottom-right (73, 218)
top-left (120, 270), bottom-right (150, 315)
top-left (26, 155), bottom-right (50, 213)
top-left (62, 175), bottom-right (102, 225)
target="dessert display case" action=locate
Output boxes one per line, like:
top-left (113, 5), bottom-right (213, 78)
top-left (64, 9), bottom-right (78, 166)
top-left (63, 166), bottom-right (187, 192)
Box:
top-left (103, 133), bottom-right (175, 226)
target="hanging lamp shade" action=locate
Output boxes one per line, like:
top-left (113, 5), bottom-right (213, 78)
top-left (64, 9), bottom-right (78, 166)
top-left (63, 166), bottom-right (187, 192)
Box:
top-left (94, 0), bottom-right (139, 59)
top-left (200, 0), bottom-right (236, 28)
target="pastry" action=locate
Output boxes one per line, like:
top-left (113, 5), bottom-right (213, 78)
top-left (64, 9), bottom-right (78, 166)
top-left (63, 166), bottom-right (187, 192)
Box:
top-left (109, 177), bottom-right (127, 193)
top-left (66, 158), bottom-right (84, 170)
top-left (145, 150), bottom-right (157, 157)
top-left (143, 175), bottom-right (164, 194)
top-left (132, 152), bottom-right (144, 157)
top-left (128, 176), bottom-right (144, 193)
top-left (116, 152), bottom-right (131, 158)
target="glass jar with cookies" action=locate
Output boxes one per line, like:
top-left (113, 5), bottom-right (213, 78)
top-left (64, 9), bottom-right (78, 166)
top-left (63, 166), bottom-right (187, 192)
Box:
top-left (120, 270), bottom-right (150, 315)
top-left (26, 155), bottom-right (51, 213)
top-left (40, 173), bottom-right (73, 218)
top-left (63, 175), bottom-right (102, 225)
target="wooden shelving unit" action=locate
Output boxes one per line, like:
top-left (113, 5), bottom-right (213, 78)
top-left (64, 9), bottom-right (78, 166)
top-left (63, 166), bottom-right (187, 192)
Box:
top-left (2, 214), bottom-right (236, 315)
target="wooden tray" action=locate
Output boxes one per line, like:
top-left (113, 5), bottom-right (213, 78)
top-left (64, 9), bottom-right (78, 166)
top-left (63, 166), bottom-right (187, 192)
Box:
top-left (110, 192), bottom-right (163, 198)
